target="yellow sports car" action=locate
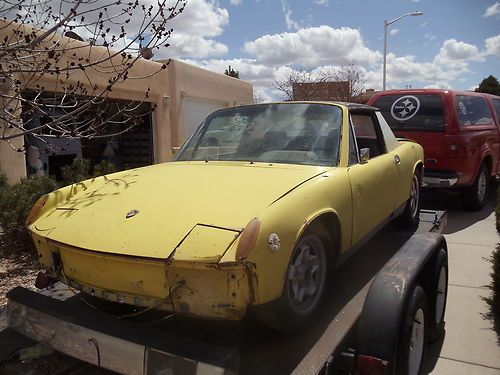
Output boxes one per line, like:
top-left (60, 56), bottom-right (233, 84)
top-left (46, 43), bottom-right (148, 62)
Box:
top-left (27, 102), bottom-right (423, 331)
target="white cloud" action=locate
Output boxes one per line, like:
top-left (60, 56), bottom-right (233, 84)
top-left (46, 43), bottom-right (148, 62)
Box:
top-left (410, 0), bottom-right (421, 2)
top-left (434, 39), bottom-right (483, 64)
top-left (230, 0), bottom-right (242, 4)
top-left (161, 0), bottom-right (229, 58)
top-left (390, 29), bottom-right (399, 36)
top-left (244, 26), bottom-right (381, 67)
top-left (483, 2), bottom-right (500, 18)
top-left (424, 82), bottom-right (453, 90)
top-left (313, 0), bottom-right (330, 6)
top-left (485, 34), bottom-right (500, 56)
top-left (280, 0), bottom-right (300, 30)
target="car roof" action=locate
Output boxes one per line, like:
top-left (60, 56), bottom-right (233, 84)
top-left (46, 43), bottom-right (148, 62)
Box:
top-left (246, 101), bottom-right (379, 112)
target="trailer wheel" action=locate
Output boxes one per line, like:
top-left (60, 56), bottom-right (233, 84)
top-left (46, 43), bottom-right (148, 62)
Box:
top-left (396, 285), bottom-right (428, 375)
top-left (398, 172), bottom-right (421, 228)
top-left (254, 231), bottom-right (329, 332)
top-left (428, 249), bottom-right (448, 342)
top-left (462, 164), bottom-right (488, 211)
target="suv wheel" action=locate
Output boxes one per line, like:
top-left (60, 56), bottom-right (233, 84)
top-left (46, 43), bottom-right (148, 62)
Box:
top-left (462, 164), bottom-right (488, 211)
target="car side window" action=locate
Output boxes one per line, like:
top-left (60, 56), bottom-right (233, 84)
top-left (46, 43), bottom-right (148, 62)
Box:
top-left (455, 95), bottom-right (494, 126)
top-left (492, 99), bottom-right (500, 123)
top-left (351, 113), bottom-right (386, 159)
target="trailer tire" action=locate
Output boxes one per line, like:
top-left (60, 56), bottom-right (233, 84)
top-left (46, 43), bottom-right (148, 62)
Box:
top-left (398, 172), bottom-right (421, 228)
top-left (254, 230), bottom-right (330, 332)
top-left (396, 285), bottom-right (428, 375)
top-left (462, 164), bottom-right (488, 211)
top-left (428, 249), bottom-right (448, 343)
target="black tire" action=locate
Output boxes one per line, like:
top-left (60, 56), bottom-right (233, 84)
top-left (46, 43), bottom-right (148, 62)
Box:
top-left (462, 164), bottom-right (489, 211)
top-left (395, 285), bottom-right (428, 375)
top-left (254, 231), bottom-right (331, 332)
top-left (398, 172), bottom-right (421, 228)
top-left (427, 249), bottom-right (448, 343)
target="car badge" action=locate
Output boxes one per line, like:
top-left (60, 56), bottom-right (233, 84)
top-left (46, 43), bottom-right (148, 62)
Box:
top-left (126, 209), bottom-right (140, 219)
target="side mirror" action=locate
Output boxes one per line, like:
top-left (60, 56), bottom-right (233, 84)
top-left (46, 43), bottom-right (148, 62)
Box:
top-left (360, 148), bottom-right (370, 163)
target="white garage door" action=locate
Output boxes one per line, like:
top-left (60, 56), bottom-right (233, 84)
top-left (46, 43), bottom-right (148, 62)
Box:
top-left (182, 98), bottom-right (224, 140)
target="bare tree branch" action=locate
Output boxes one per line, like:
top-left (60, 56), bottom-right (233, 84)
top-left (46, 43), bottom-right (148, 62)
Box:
top-left (273, 65), bottom-right (367, 102)
top-left (0, 0), bottom-right (187, 147)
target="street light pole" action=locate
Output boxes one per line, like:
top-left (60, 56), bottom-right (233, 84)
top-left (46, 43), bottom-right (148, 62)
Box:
top-left (383, 11), bottom-right (423, 91)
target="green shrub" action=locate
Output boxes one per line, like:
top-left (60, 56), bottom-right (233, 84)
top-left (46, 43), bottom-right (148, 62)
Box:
top-left (0, 158), bottom-right (115, 254)
top-left (0, 175), bottom-right (58, 252)
top-left (60, 159), bottom-right (116, 186)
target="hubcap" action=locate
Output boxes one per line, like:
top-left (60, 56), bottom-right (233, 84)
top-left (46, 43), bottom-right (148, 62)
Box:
top-left (435, 265), bottom-right (447, 324)
top-left (477, 170), bottom-right (487, 203)
top-left (287, 236), bottom-right (326, 315)
top-left (410, 175), bottom-right (420, 218)
top-left (409, 308), bottom-right (425, 375)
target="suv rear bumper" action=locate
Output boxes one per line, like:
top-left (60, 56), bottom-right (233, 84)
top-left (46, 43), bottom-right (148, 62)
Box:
top-left (423, 170), bottom-right (459, 188)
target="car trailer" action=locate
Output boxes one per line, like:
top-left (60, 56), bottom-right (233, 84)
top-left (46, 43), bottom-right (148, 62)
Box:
top-left (0, 209), bottom-right (447, 375)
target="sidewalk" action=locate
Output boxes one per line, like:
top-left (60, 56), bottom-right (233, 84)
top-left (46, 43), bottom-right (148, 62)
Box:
top-left (422, 191), bottom-right (500, 374)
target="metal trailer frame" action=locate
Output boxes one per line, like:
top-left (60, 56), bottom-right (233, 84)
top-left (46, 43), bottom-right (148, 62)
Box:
top-left (0, 209), bottom-right (447, 375)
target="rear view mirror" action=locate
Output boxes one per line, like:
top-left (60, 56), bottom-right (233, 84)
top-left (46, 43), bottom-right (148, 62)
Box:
top-left (360, 148), bottom-right (370, 163)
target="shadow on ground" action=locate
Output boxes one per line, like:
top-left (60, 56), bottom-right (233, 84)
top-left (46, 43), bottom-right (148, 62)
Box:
top-left (420, 183), bottom-right (496, 234)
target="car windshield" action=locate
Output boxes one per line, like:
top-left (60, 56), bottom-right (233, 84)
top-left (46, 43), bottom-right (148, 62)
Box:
top-left (174, 103), bottom-right (343, 166)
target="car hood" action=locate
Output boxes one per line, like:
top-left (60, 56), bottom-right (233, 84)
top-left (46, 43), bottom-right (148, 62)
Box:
top-left (32, 161), bottom-right (328, 259)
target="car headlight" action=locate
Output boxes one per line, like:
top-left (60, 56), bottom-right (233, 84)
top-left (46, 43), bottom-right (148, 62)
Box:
top-left (236, 218), bottom-right (261, 260)
top-left (25, 194), bottom-right (49, 226)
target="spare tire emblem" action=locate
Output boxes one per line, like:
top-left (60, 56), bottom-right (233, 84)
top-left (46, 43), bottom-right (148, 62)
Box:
top-left (126, 209), bottom-right (139, 218)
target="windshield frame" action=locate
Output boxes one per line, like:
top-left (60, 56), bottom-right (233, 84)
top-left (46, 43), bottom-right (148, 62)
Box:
top-left (172, 102), bottom-right (345, 167)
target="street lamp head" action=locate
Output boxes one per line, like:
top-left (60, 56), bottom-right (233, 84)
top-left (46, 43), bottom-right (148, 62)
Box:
top-left (410, 11), bottom-right (423, 16)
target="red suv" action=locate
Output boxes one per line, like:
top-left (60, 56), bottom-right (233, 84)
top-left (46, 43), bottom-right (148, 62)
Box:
top-left (368, 89), bottom-right (500, 210)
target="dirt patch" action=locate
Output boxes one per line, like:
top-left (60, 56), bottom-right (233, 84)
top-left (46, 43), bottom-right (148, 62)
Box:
top-left (0, 238), bottom-right (41, 306)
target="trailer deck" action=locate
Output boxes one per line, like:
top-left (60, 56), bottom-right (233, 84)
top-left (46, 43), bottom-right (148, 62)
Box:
top-left (0, 210), bottom-right (446, 375)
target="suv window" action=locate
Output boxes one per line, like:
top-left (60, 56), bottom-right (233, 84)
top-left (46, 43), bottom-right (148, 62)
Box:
top-left (372, 94), bottom-right (445, 131)
top-left (455, 95), bottom-right (494, 126)
top-left (491, 98), bottom-right (500, 122)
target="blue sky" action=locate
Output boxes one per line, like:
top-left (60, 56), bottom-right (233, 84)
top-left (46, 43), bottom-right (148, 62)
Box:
top-left (162, 0), bottom-right (500, 100)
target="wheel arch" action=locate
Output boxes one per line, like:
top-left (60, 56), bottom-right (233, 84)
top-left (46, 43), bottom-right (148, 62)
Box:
top-left (296, 209), bottom-right (341, 264)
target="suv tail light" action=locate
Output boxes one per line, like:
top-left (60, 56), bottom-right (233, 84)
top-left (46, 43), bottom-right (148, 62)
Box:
top-left (446, 143), bottom-right (466, 162)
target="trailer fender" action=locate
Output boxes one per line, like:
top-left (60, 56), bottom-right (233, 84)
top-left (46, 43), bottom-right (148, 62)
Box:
top-left (356, 233), bottom-right (447, 373)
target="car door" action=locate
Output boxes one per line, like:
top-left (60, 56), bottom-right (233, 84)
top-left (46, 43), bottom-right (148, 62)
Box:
top-left (347, 111), bottom-right (399, 246)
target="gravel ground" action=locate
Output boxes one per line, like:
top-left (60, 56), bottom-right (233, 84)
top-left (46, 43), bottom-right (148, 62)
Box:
top-left (0, 232), bottom-right (41, 306)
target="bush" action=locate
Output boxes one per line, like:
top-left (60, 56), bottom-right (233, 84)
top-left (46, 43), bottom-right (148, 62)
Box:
top-left (0, 158), bottom-right (115, 254)
top-left (0, 175), bottom-right (58, 252)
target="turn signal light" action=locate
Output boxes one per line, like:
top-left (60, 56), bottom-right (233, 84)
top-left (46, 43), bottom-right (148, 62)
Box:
top-left (236, 218), bottom-right (261, 260)
top-left (26, 194), bottom-right (49, 226)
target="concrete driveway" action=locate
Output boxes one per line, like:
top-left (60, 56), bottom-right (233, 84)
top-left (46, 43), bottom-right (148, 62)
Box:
top-left (422, 188), bottom-right (500, 374)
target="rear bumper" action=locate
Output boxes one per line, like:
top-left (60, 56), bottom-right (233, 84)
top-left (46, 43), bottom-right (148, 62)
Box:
top-left (423, 170), bottom-right (459, 188)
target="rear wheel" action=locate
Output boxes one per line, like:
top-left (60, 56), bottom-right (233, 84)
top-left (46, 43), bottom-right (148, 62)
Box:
top-left (398, 172), bottom-right (421, 228)
top-left (396, 285), bottom-right (428, 375)
top-left (428, 249), bottom-right (448, 342)
top-left (462, 164), bottom-right (489, 211)
top-left (255, 231), bottom-right (330, 332)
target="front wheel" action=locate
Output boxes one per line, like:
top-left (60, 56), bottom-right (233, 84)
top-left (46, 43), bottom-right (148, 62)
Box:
top-left (254, 232), bottom-right (329, 332)
top-left (398, 172), bottom-right (421, 228)
top-left (462, 164), bottom-right (489, 211)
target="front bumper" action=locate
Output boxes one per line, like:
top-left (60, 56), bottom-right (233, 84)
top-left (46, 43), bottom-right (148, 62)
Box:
top-left (33, 236), bottom-right (253, 320)
top-left (423, 170), bottom-right (459, 188)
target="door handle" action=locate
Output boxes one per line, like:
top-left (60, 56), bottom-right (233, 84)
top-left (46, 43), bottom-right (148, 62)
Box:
top-left (394, 155), bottom-right (401, 165)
